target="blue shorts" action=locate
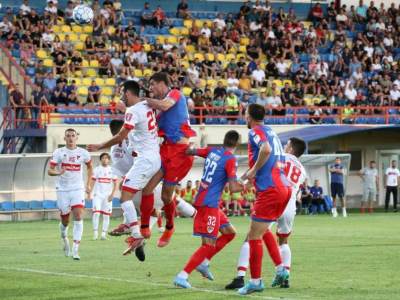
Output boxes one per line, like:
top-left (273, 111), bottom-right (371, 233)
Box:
top-left (331, 182), bottom-right (344, 198)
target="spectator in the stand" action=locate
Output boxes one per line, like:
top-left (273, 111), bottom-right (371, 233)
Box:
top-left (389, 84), bottom-right (400, 106)
top-left (300, 179), bottom-right (312, 214)
top-left (177, 0), bottom-right (191, 19)
top-left (292, 82), bottom-right (305, 106)
top-left (310, 179), bottom-right (327, 214)
top-left (255, 90), bottom-right (269, 107)
top-left (153, 5), bottom-right (166, 28)
top-left (66, 80), bottom-right (79, 105)
top-left (213, 80), bottom-right (227, 99)
top-left (140, 2), bottom-right (156, 27)
top-left (69, 51), bottom-right (83, 74)
top-left (281, 83), bottom-right (293, 106)
top-left (110, 52), bottom-right (123, 76)
top-left (53, 54), bottom-right (68, 76)
top-left (213, 13), bottom-right (226, 31)
top-left (310, 2), bottom-right (324, 24)
top-left (51, 81), bottom-right (68, 106)
top-left (20, 0), bottom-right (32, 15)
top-left (225, 90), bottom-right (240, 124)
top-left (9, 84), bottom-right (26, 124)
top-left (43, 72), bottom-right (57, 92)
top-left (251, 64), bottom-right (266, 88)
top-left (384, 160), bottom-right (400, 212)
top-left (0, 16), bottom-right (16, 39)
top-left (30, 84), bottom-right (49, 127)
top-left (329, 157), bottom-right (347, 217)
top-left (359, 160), bottom-right (379, 214)
top-left (87, 80), bottom-right (101, 104)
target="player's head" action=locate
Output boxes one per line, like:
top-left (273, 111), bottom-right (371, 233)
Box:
top-left (175, 183), bottom-right (182, 193)
top-left (314, 179), bottom-right (319, 186)
top-left (121, 80), bottom-right (140, 107)
top-left (335, 157), bottom-right (341, 164)
top-left (392, 160), bottom-right (397, 168)
top-left (285, 137), bottom-right (306, 158)
top-left (246, 104), bottom-right (265, 129)
top-left (223, 130), bottom-right (240, 150)
top-left (100, 153), bottom-right (111, 166)
top-left (186, 180), bottom-right (192, 188)
top-left (109, 119), bottom-right (124, 136)
top-left (195, 180), bottom-right (200, 188)
top-left (149, 72), bottom-right (170, 99)
top-left (369, 160), bottom-right (376, 168)
top-left (64, 128), bottom-right (78, 148)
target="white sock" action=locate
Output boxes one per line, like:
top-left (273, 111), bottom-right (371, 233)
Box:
top-left (332, 207), bottom-right (337, 214)
top-left (73, 220), bottom-right (83, 243)
top-left (200, 258), bottom-right (210, 267)
top-left (131, 224), bottom-right (142, 238)
top-left (59, 223), bottom-right (68, 239)
top-left (178, 271), bottom-right (189, 279)
top-left (102, 215), bottom-right (110, 233)
top-left (279, 244), bottom-right (291, 272)
top-left (237, 241), bottom-right (250, 277)
top-left (250, 278), bottom-right (261, 285)
top-left (149, 216), bottom-right (158, 229)
top-left (342, 207), bottom-right (347, 215)
top-left (92, 212), bottom-right (100, 231)
top-left (176, 199), bottom-right (196, 217)
top-left (121, 201), bottom-right (138, 224)
top-left (122, 212), bottom-right (128, 225)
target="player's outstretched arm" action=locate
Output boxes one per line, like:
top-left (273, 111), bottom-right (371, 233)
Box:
top-left (228, 180), bottom-right (244, 194)
top-left (87, 127), bottom-right (130, 152)
top-left (244, 142), bottom-right (271, 180)
top-left (144, 97), bottom-right (175, 112)
top-left (48, 165), bottom-right (65, 176)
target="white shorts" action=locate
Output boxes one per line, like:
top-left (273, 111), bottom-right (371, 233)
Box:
top-left (93, 194), bottom-right (112, 216)
top-left (56, 189), bottom-right (85, 216)
top-left (276, 208), bottom-right (296, 238)
top-left (132, 184), bottom-right (164, 211)
top-left (122, 156), bottom-right (161, 192)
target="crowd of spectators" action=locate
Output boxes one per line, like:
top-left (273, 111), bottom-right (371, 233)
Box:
top-left (4, 0), bottom-right (400, 125)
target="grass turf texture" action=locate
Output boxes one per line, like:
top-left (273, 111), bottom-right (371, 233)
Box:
top-left (0, 214), bottom-right (399, 300)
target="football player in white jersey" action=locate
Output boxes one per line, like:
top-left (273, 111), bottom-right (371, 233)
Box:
top-left (88, 80), bottom-right (161, 256)
top-left (88, 153), bottom-right (118, 240)
top-left (48, 128), bottom-right (93, 260)
top-left (225, 137), bottom-right (307, 290)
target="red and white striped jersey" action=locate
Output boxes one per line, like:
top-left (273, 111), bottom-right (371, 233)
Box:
top-left (49, 146), bottom-right (91, 192)
top-left (92, 165), bottom-right (117, 197)
top-left (284, 153), bottom-right (307, 213)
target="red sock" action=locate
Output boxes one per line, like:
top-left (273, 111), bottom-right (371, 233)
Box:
top-left (140, 194), bottom-right (154, 228)
top-left (163, 201), bottom-right (176, 230)
top-left (262, 230), bottom-right (282, 267)
top-left (249, 239), bottom-right (263, 279)
top-left (206, 233), bottom-right (235, 260)
top-left (183, 244), bottom-right (215, 274)
top-left (157, 215), bottom-right (163, 228)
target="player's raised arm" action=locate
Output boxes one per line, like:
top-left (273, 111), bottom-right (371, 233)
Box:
top-left (186, 146), bottom-right (212, 158)
top-left (87, 126), bottom-right (130, 152)
top-left (145, 96), bottom-right (175, 112)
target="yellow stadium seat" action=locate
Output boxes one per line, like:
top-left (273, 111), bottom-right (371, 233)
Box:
top-left (236, 53), bottom-right (246, 60)
top-left (170, 27), bottom-right (180, 35)
top-left (95, 78), bottom-right (105, 85)
top-left (85, 68), bottom-right (97, 77)
top-left (302, 21), bottom-right (312, 29)
top-left (180, 27), bottom-right (189, 35)
top-left (199, 78), bottom-right (206, 88)
top-left (67, 33), bottom-right (78, 42)
top-left (194, 20), bottom-right (203, 28)
top-left (83, 25), bottom-right (93, 33)
top-left (61, 25), bottom-right (71, 33)
top-left (36, 50), bottom-right (48, 59)
top-left (184, 19), bottom-right (193, 28)
top-left (194, 53), bottom-right (204, 61)
top-left (79, 33), bottom-right (88, 42)
top-left (180, 61), bottom-right (189, 69)
top-left (226, 53), bottom-right (236, 61)
top-left (74, 70), bottom-right (83, 77)
top-left (143, 69), bottom-right (153, 77)
top-left (185, 45), bottom-right (195, 53)
top-left (143, 44), bottom-right (151, 52)
top-left (182, 87), bottom-right (192, 97)
top-left (102, 87), bottom-right (113, 96)
top-left (204, 20), bottom-right (212, 27)
top-left (205, 53), bottom-right (215, 61)
top-left (134, 69), bottom-right (143, 77)
top-left (186, 52), bottom-right (194, 61)
top-left (52, 25), bottom-right (61, 33)
top-left (240, 37), bottom-right (250, 46)
top-left (167, 36), bottom-right (178, 44)
top-left (238, 45), bottom-right (247, 53)
top-left (216, 53), bottom-right (225, 62)
top-left (283, 80), bottom-right (293, 87)
top-left (74, 42), bottom-right (84, 51)
top-left (82, 78), bottom-right (92, 86)
top-left (273, 80), bottom-right (283, 87)
top-left (43, 59), bottom-right (53, 67)
top-left (71, 78), bottom-right (81, 85)
top-left (105, 78), bottom-right (116, 86)
top-left (82, 60), bottom-right (89, 67)
top-left (100, 95), bottom-right (111, 105)
top-left (72, 25), bottom-right (82, 33)
top-left (207, 79), bottom-right (217, 87)
top-left (78, 86), bottom-right (88, 96)
top-left (90, 60), bottom-right (99, 67)
top-left (107, 26), bottom-right (116, 35)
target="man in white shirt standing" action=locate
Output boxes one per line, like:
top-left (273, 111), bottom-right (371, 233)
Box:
top-left (48, 128), bottom-right (93, 260)
top-left (385, 160), bottom-right (400, 212)
top-left (359, 160), bottom-right (379, 214)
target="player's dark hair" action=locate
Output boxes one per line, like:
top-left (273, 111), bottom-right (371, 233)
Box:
top-left (224, 130), bottom-right (240, 148)
top-left (122, 80), bottom-right (140, 96)
top-left (247, 104), bottom-right (265, 122)
top-left (289, 137), bottom-right (306, 158)
top-left (100, 152), bottom-right (111, 160)
top-left (109, 119), bottom-right (124, 135)
top-left (150, 72), bottom-right (170, 86)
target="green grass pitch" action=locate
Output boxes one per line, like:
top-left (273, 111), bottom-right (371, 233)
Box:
top-left (1, 213), bottom-right (400, 300)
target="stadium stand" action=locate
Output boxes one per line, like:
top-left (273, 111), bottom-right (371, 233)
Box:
top-left (0, 0), bottom-right (399, 128)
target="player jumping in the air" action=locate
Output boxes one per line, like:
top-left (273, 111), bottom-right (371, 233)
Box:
top-left (226, 137), bottom-right (307, 290)
top-left (139, 72), bottom-right (196, 247)
top-left (88, 153), bottom-right (117, 240)
top-left (48, 128), bottom-right (92, 260)
top-left (174, 130), bottom-right (244, 289)
top-left (88, 80), bottom-right (161, 256)
top-left (237, 104), bottom-right (292, 295)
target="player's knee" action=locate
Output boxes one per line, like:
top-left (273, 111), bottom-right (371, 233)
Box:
top-left (61, 214), bottom-right (70, 226)
top-left (279, 237), bottom-right (288, 245)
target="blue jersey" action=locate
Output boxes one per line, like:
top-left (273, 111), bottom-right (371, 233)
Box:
top-left (157, 89), bottom-right (196, 143)
top-left (193, 147), bottom-right (237, 208)
top-left (248, 125), bottom-right (288, 191)
top-left (330, 163), bottom-right (344, 184)
top-left (310, 186), bottom-right (323, 198)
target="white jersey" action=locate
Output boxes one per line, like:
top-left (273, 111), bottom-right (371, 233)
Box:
top-left (50, 146), bottom-right (91, 192)
top-left (284, 153), bottom-right (307, 213)
top-left (92, 165), bottom-right (117, 197)
top-left (110, 139), bottom-right (133, 177)
top-left (123, 101), bottom-right (159, 158)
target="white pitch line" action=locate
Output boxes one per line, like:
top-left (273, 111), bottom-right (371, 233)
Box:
top-left (1, 266), bottom-right (298, 300)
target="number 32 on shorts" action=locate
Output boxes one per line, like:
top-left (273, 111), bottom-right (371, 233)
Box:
top-left (207, 215), bottom-right (216, 233)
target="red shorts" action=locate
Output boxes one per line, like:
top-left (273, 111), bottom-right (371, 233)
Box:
top-left (193, 207), bottom-right (230, 239)
top-left (252, 186), bottom-right (292, 222)
top-left (160, 143), bottom-right (194, 185)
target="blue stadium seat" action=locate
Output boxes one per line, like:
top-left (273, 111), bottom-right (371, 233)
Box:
top-left (85, 200), bottom-right (93, 209)
top-left (219, 118), bottom-right (228, 125)
top-left (112, 198), bottom-right (121, 208)
top-left (43, 200), bottom-right (57, 209)
top-left (15, 201), bottom-right (29, 210)
top-left (172, 19), bottom-right (183, 27)
top-left (29, 201), bottom-right (43, 210)
top-left (237, 119), bottom-right (246, 125)
top-left (166, 12), bottom-right (176, 18)
top-left (0, 201), bottom-right (14, 211)
top-left (26, 67), bottom-right (36, 77)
